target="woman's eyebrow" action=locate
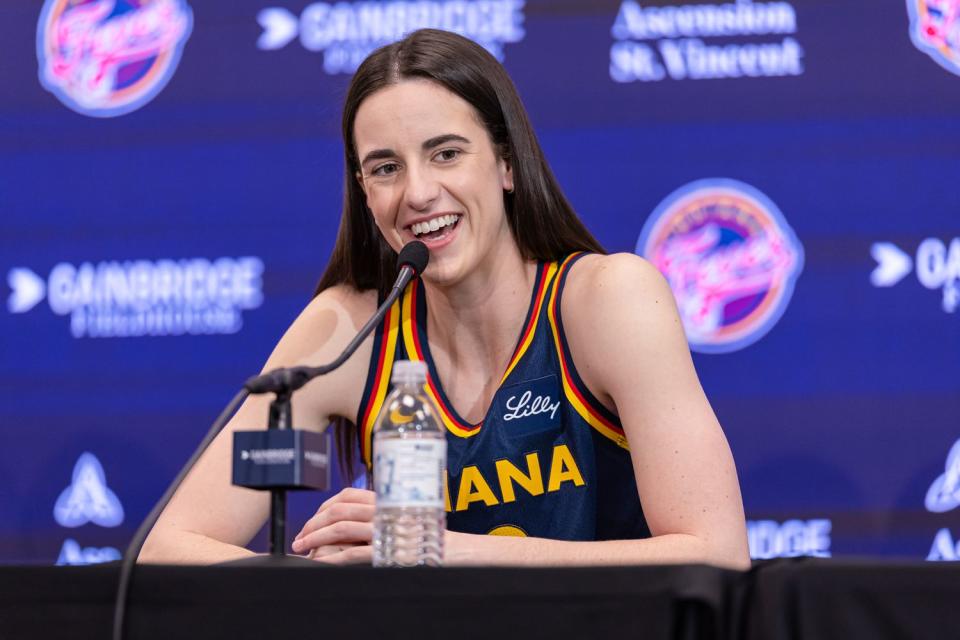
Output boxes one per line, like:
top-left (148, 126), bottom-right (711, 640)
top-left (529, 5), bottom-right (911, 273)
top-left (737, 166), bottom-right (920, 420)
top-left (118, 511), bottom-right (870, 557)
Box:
top-left (360, 148), bottom-right (396, 167)
top-left (360, 134), bottom-right (470, 167)
top-left (423, 134), bottom-right (470, 150)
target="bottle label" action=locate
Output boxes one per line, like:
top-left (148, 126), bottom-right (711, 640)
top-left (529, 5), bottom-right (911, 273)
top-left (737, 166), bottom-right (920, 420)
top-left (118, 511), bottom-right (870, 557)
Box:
top-left (373, 439), bottom-right (445, 508)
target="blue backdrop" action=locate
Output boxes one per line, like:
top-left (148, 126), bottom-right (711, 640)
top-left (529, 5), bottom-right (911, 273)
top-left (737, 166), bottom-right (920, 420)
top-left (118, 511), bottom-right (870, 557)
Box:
top-left (2, 0), bottom-right (959, 564)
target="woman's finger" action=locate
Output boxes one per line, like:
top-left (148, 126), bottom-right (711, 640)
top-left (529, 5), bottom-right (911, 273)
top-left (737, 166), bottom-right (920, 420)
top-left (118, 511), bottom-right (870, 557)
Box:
top-left (312, 543), bottom-right (373, 565)
top-left (295, 502), bottom-right (375, 541)
top-left (306, 543), bottom-right (361, 559)
top-left (317, 488), bottom-right (375, 513)
top-left (292, 520), bottom-right (372, 553)
top-left (294, 488), bottom-right (375, 540)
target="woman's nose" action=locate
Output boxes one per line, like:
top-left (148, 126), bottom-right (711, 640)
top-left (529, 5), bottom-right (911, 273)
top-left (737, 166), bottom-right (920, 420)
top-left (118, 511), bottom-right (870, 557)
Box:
top-left (404, 166), bottom-right (441, 211)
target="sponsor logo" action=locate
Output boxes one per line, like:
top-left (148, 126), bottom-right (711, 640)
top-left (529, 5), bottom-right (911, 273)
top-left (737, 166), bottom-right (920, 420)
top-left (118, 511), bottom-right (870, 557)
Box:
top-left (503, 391), bottom-right (560, 423)
top-left (636, 178), bottom-right (804, 354)
top-left (907, 0), bottom-right (960, 76)
top-left (926, 437), bottom-right (960, 513)
top-left (925, 439), bottom-right (960, 561)
top-left (871, 238), bottom-right (960, 313)
top-left (610, 0), bottom-right (803, 82)
top-left (747, 519), bottom-right (831, 559)
top-left (6, 256), bottom-right (264, 338)
top-left (257, 1), bottom-right (525, 74)
top-left (498, 375), bottom-right (562, 436)
top-left (928, 528), bottom-right (960, 561)
top-left (240, 448), bottom-right (296, 464)
top-left (54, 452), bottom-right (124, 528)
top-left (56, 538), bottom-right (122, 566)
top-left (37, 0), bottom-right (193, 117)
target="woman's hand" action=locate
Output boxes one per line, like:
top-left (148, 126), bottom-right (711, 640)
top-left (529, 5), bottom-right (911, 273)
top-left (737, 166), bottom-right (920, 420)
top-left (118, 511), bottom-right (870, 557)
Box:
top-left (292, 488), bottom-right (375, 564)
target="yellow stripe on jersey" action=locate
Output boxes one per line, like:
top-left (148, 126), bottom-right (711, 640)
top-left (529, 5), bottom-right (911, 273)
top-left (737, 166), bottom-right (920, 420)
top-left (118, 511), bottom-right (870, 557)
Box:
top-left (361, 298), bottom-right (400, 468)
top-left (499, 261), bottom-right (559, 385)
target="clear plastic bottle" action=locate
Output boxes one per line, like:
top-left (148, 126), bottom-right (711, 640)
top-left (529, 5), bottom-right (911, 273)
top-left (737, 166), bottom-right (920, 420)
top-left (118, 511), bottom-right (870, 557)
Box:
top-left (372, 360), bottom-right (446, 567)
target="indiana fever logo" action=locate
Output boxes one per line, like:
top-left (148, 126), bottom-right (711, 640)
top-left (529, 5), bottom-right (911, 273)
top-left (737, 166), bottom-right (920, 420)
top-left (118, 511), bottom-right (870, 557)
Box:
top-left (907, 0), bottom-right (960, 75)
top-left (636, 179), bottom-right (804, 354)
top-left (37, 0), bottom-right (193, 117)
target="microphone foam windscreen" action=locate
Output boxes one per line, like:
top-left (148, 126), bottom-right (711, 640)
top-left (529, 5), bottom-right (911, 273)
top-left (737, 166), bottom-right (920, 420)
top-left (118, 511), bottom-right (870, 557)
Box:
top-left (397, 241), bottom-right (429, 275)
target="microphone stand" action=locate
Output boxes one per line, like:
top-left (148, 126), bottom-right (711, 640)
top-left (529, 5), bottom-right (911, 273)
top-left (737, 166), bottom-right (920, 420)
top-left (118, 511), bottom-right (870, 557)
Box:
top-left (244, 267), bottom-right (419, 558)
top-left (266, 388), bottom-right (293, 558)
top-left (113, 243), bottom-right (429, 640)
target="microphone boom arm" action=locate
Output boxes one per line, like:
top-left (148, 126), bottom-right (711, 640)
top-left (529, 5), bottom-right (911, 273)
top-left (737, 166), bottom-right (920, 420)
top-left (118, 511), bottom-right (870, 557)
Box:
top-left (243, 264), bottom-right (417, 396)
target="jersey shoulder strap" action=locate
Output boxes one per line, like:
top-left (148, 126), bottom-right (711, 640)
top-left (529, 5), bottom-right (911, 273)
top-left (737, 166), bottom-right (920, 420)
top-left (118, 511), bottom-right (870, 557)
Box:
top-left (354, 292), bottom-right (403, 468)
top-left (547, 252), bottom-right (629, 450)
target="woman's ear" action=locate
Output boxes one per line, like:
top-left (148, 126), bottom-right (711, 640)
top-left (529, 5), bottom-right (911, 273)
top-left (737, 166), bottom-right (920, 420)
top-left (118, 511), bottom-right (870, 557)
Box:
top-left (500, 157), bottom-right (514, 194)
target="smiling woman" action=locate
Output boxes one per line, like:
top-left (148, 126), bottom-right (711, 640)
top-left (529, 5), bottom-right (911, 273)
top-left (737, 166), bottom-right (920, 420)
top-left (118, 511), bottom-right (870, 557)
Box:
top-left (352, 78), bottom-right (517, 283)
top-left (139, 28), bottom-right (750, 570)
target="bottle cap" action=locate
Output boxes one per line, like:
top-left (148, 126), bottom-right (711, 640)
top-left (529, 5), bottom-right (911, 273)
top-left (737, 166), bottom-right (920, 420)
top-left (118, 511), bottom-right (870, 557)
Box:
top-left (391, 360), bottom-right (428, 384)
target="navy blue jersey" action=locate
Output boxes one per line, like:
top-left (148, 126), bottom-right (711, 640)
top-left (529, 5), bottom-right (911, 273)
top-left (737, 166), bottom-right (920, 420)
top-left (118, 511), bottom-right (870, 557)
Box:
top-left (356, 253), bottom-right (650, 541)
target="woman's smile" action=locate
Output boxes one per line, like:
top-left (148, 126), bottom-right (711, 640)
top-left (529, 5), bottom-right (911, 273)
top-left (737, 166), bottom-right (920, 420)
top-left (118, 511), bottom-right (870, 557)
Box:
top-left (407, 213), bottom-right (463, 248)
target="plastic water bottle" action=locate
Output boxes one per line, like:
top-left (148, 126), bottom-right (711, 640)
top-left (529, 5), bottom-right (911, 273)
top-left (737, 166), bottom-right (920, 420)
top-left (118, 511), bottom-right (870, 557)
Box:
top-left (372, 360), bottom-right (446, 567)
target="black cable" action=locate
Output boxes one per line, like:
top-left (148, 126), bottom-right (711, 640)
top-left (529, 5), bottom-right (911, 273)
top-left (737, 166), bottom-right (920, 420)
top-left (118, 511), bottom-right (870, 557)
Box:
top-left (112, 387), bottom-right (249, 640)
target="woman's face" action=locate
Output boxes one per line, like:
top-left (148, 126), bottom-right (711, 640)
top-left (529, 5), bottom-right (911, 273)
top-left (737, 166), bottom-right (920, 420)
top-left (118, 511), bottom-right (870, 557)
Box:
top-left (353, 78), bottom-right (514, 284)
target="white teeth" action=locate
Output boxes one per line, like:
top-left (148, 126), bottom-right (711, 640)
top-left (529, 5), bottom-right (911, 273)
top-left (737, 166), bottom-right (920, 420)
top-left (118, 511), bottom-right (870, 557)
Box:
top-left (412, 215), bottom-right (459, 237)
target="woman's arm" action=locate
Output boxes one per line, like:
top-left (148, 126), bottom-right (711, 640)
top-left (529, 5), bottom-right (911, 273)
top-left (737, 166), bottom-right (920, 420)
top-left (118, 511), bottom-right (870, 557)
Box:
top-left (296, 255), bottom-right (749, 570)
top-left (439, 254), bottom-right (748, 568)
top-left (545, 252), bottom-right (749, 568)
top-left (138, 285), bottom-right (376, 564)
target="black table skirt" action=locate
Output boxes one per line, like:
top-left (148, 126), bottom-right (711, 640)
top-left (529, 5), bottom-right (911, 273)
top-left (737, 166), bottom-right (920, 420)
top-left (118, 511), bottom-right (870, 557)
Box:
top-left (0, 562), bottom-right (732, 640)
top-left (2, 559), bottom-right (958, 640)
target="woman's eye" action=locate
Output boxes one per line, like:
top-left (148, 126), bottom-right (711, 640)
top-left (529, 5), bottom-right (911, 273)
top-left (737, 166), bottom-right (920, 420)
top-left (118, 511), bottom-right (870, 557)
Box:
top-left (372, 162), bottom-right (400, 177)
top-left (435, 148), bottom-right (460, 163)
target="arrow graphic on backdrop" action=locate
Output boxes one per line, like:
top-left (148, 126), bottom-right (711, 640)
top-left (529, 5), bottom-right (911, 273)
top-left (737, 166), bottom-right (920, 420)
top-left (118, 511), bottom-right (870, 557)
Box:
top-left (7, 267), bottom-right (46, 313)
top-left (870, 242), bottom-right (913, 287)
top-left (257, 7), bottom-right (298, 50)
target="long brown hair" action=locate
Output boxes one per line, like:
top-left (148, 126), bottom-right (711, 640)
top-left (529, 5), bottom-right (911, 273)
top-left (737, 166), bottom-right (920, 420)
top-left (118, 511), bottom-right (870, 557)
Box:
top-left (316, 29), bottom-right (605, 481)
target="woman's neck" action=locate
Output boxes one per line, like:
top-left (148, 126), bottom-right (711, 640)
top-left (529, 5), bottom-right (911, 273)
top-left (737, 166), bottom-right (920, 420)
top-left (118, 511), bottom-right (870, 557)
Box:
top-left (421, 247), bottom-right (538, 379)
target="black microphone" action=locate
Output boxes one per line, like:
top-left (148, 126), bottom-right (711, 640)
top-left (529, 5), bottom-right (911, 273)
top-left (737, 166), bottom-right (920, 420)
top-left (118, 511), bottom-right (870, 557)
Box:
top-left (244, 241), bottom-right (429, 395)
top-left (396, 238), bottom-right (429, 285)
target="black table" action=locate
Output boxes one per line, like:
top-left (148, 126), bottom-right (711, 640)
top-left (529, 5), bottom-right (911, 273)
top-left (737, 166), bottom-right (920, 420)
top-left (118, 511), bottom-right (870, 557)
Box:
top-left (3, 559), bottom-right (958, 640)
top-left (740, 558), bottom-right (960, 640)
top-left (0, 563), bottom-right (733, 640)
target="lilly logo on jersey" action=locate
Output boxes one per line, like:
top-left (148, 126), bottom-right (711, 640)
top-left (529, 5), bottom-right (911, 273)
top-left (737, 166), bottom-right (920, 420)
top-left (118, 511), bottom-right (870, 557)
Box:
top-left (907, 0), bottom-right (960, 76)
top-left (636, 178), bottom-right (804, 354)
top-left (54, 452), bottom-right (124, 528)
top-left (37, 0), bottom-right (193, 117)
top-left (499, 375), bottom-right (562, 436)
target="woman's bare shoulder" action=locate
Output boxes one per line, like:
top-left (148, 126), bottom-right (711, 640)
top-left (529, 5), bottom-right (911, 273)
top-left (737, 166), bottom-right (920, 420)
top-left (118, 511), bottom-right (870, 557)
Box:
top-left (561, 253), bottom-right (685, 402)
top-left (562, 253), bottom-right (671, 323)
top-left (305, 284), bottom-right (378, 320)
top-left (263, 284), bottom-right (379, 424)
top-left (565, 252), bottom-right (663, 293)
top-left (278, 285), bottom-right (377, 351)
